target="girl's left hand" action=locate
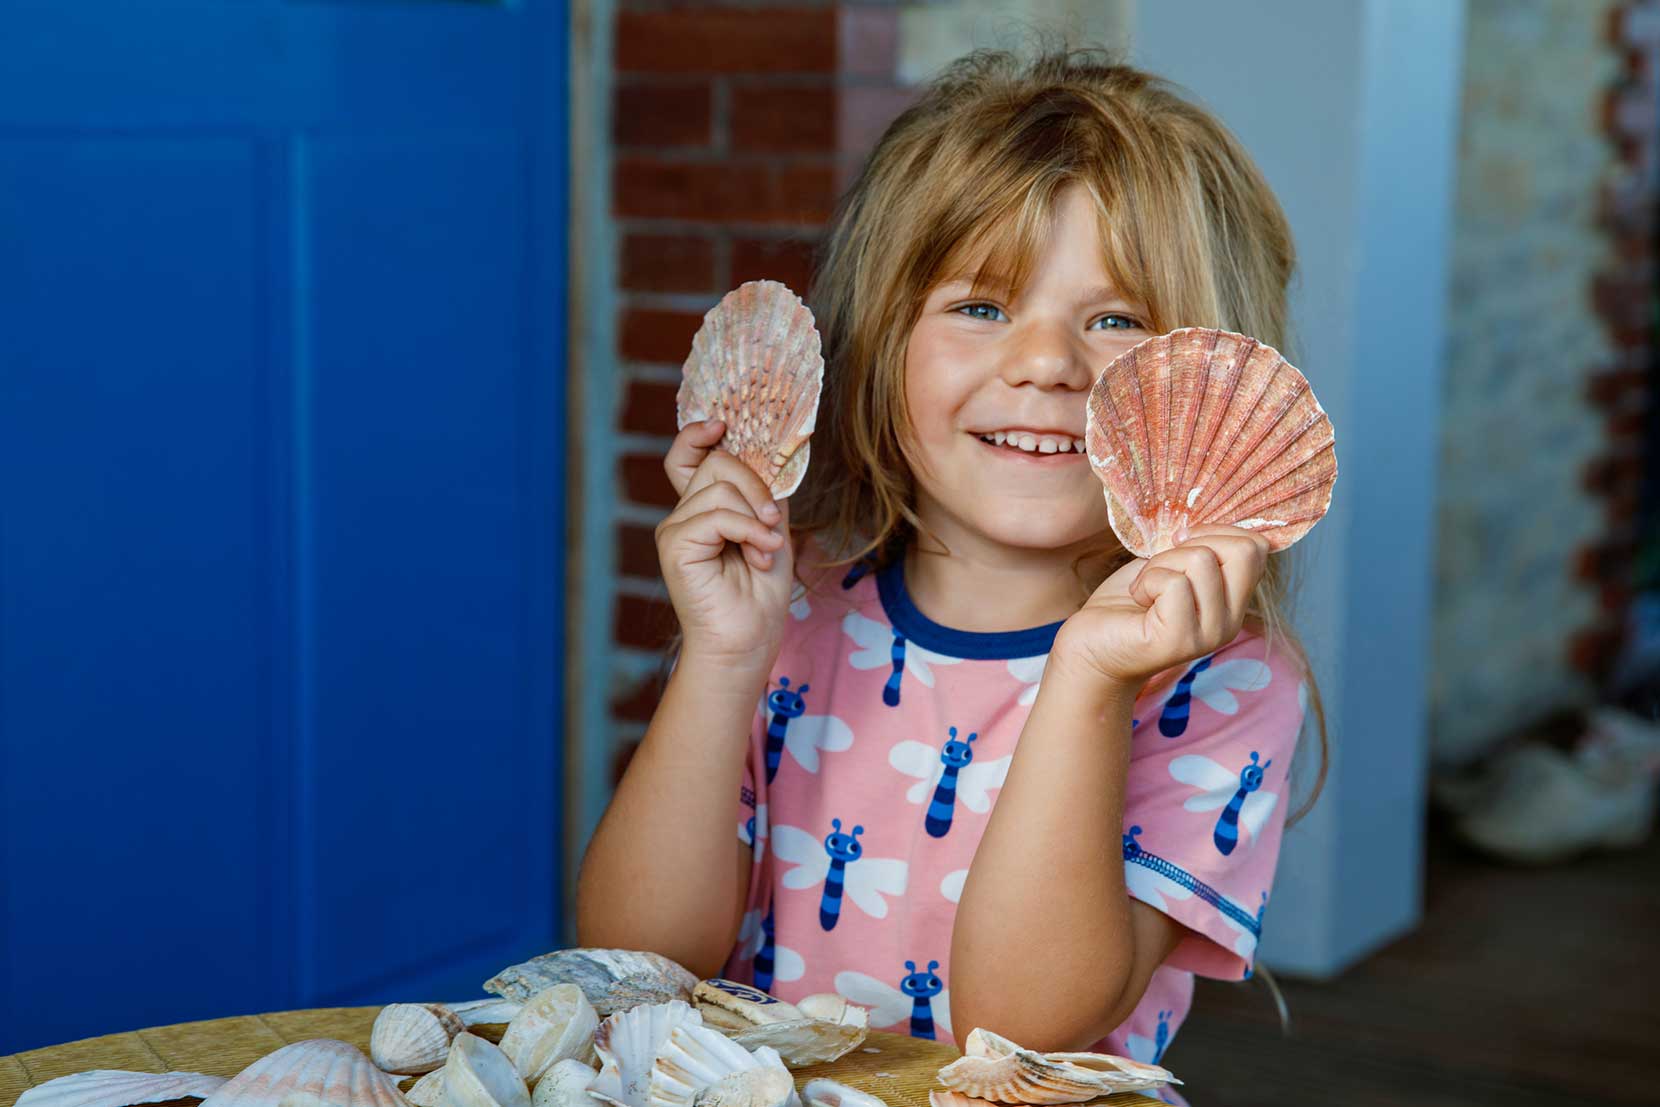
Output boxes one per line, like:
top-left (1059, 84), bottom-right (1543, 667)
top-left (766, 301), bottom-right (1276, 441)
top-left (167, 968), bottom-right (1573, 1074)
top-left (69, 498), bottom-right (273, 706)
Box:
top-left (1053, 525), bottom-right (1272, 692)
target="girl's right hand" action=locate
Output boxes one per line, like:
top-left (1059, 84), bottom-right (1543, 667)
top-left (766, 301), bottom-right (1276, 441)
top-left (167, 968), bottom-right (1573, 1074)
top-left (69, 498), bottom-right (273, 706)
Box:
top-left (655, 420), bottom-right (795, 673)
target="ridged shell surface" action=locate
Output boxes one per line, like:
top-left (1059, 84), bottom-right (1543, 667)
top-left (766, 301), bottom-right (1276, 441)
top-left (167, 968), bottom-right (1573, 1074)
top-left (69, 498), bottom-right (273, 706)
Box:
top-left (689, 1068), bottom-right (793, 1107)
top-left (500, 984), bottom-right (601, 1085)
top-left (646, 1022), bottom-right (769, 1107)
top-left (531, 1060), bottom-right (598, 1107)
top-left (1085, 328), bottom-right (1337, 558)
top-left (676, 281), bottom-right (824, 498)
top-left (729, 1020), bottom-right (865, 1068)
top-left (936, 1029), bottom-right (1175, 1102)
top-left (15, 1070), bottom-right (228, 1107)
top-left (590, 1001), bottom-right (704, 1107)
top-left (196, 1039), bottom-right (410, 1107)
top-left (486, 950), bottom-right (699, 1016)
top-left (445, 1033), bottom-right (532, 1107)
top-left (372, 1003), bottom-right (466, 1075)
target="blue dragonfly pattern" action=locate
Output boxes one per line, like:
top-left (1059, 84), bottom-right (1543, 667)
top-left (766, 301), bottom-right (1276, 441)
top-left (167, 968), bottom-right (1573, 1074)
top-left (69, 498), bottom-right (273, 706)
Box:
top-left (843, 611), bottom-right (959, 708)
top-left (1158, 653), bottom-right (1273, 737)
top-left (772, 819), bottom-right (908, 932)
top-left (758, 678), bottom-right (853, 783)
top-left (1169, 751), bottom-right (1279, 856)
top-left (834, 963), bottom-right (952, 1043)
top-left (890, 730), bottom-right (1010, 840)
top-left (1158, 656), bottom-right (1212, 736)
top-left (1126, 1009), bottom-right (1173, 1066)
top-left (764, 677), bottom-right (809, 782)
top-left (925, 729), bottom-right (977, 837)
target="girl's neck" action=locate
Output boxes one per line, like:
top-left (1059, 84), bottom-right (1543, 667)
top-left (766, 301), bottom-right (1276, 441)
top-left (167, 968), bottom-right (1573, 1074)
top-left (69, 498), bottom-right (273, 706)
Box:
top-left (900, 509), bottom-right (1111, 633)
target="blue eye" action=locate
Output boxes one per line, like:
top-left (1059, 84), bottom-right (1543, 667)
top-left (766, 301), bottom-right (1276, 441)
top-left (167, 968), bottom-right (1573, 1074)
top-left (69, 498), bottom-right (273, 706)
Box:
top-left (956, 302), bottom-right (1007, 322)
top-left (1092, 313), bottom-right (1142, 331)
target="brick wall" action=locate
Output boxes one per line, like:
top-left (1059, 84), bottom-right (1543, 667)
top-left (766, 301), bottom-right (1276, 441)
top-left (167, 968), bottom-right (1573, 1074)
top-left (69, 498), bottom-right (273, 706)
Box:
top-left (1431, 0), bottom-right (1656, 762)
top-left (604, 4), bottom-right (914, 782)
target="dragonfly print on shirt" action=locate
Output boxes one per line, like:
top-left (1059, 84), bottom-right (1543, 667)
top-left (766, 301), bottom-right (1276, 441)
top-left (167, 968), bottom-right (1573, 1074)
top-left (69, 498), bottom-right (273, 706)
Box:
top-left (889, 728), bottom-right (1011, 839)
top-left (760, 676), bottom-right (854, 783)
top-left (1126, 1009), bottom-right (1173, 1067)
top-left (1169, 751), bottom-right (1279, 856)
top-left (843, 611), bottom-right (960, 708)
top-left (835, 961), bottom-right (952, 1042)
top-left (737, 905), bottom-right (803, 992)
top-left (773, 819), bottom-right (908, 931)
top-left (1157, 653), bottom-right (1273, 737)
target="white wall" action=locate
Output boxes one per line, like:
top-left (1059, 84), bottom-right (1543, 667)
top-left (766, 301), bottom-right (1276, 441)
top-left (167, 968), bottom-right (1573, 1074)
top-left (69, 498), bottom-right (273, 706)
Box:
top-left (1132, 0), bottom-right (1467, 975)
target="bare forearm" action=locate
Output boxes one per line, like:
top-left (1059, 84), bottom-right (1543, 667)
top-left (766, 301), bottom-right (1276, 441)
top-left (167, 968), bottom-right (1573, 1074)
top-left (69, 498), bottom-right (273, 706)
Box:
top-left (576, 654), bottom-right (764, 976)
top-left (951, 658), bottom-right (1138, 1049)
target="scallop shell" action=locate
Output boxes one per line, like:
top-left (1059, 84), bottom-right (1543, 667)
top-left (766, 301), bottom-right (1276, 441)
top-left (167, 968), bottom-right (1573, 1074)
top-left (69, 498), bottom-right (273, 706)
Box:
top-left (692, 980), bottom-right (803, 1031)
top-left (195, 1040), bottom-right (408, 1107)
top-left (500, 984), bottom-right (601, 1085)
top-left (928, 1093), bottom-right (1006, 1107)
top-left (486, 950), bottom-right (699, 1016)
top-left (936, 1029), bottom-right (1176, 1103)
top-left (406, 1070), bottom-right (447, 1107)
top-left (590, 1001), bottom-right (705, 1107)
top-left (1085, 327), bottom-right (1337, 558)
top-left (802, 1080), bottom-right (886, 1107)
top-left (372, 1002), bottom-right (467, 1075)
top-left (15, 1070), bottom-right (228, 1107)
top-left (676, 281), bottom-right (824, 498)
top-left (646, 1022), bottom-right (787, 1107)
top-left (729, 1019), bottom-right (865, 1068)
top-left (531, 1061), bottom-right (598, 1107)
top-left (451, 999), bottom-right (527, 1027)
top-left (446, 1033), bottom-right (532, 1107)
top-left (689, 1069), bottom-right (794, 1107)
top-left (791, 996), bottom-right (863, 1027)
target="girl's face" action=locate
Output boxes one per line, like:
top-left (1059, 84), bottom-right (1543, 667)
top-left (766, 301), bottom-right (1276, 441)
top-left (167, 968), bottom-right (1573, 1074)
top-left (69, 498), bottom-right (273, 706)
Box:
top-left (903, 183), bottom-right (1152, 557)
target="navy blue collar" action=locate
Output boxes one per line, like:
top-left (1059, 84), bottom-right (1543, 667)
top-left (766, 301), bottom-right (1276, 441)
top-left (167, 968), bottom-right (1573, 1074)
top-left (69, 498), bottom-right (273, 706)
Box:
top-left (875, 557), bottom-right (1063, 660)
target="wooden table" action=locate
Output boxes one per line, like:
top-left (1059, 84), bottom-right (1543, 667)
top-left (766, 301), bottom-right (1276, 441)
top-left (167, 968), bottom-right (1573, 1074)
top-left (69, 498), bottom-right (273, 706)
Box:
top-left (0, 1009), bottom-right (1160, 1107)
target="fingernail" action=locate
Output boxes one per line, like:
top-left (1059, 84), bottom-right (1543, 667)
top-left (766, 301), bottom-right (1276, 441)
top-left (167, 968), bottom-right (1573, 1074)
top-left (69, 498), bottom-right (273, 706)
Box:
top-left (762, 501), bottom-right (781, 522)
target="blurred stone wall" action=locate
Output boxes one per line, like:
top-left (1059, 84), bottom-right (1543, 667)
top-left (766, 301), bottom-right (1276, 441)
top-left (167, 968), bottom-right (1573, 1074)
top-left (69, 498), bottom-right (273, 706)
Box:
top-left (1431, 0), bottom-right (1655, 762)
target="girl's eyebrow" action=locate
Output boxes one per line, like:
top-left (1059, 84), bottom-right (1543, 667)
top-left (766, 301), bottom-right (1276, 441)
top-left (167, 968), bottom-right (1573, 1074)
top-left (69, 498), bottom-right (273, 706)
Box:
top-left (944, 276), bottom-right (1136, 309)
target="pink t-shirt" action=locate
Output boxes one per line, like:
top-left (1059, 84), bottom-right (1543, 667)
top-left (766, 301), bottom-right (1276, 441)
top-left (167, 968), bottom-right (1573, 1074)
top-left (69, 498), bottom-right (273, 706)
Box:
top-left (719, 548), bottom-right (1306, 1079)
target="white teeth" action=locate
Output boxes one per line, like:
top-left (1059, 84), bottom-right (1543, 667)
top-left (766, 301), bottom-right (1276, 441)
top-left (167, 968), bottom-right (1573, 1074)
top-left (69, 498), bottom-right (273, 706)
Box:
top-left (994, 431), bottom-right (1007, 445)
top-left (978, 432), bottom-right (1087, 454)
top-left (1038, 438), bottom-right (1058, 454)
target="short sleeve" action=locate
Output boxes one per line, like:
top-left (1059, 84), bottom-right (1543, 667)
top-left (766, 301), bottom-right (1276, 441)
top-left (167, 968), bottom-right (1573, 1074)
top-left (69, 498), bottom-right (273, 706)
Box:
top-left (1122, 630), bottom-right (1308, 981)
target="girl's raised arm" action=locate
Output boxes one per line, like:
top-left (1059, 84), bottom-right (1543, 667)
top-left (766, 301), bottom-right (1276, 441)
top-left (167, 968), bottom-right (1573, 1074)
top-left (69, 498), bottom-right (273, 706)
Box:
top-left (575, 421), bottom-right (794, 976)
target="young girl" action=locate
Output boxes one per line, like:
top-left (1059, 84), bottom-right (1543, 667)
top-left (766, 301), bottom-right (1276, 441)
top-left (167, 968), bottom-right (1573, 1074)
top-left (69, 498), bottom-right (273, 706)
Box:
top-left (577, 47), bottom-right (1326, 1079)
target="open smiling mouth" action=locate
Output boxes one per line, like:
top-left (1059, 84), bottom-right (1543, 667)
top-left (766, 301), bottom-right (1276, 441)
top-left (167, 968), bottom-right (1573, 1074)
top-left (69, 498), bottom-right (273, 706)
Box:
top-left (975, 430), bottom-right (1088, 457)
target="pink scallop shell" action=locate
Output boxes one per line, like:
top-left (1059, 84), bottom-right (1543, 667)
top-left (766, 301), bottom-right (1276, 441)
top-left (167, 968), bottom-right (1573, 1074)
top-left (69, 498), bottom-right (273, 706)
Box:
top-left (1084, 327), bottom-right (1337, 558)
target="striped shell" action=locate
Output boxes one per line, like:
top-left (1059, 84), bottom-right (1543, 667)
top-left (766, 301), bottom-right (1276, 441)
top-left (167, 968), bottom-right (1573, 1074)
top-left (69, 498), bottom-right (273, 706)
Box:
top-left (14, 1070), bottom-right (228, 1107)
top-left (677, 281), bottom-right (824, 498)
top-left (1085, 328), bottom-right (1337, 558)
top-left (590, 1001), bottom-right (705, 1107)
top-left (647, 1022), bottom-right (791, 1107)
top-left (371, 1002), bottom-right (467, 1075)
top-left (935, 1029), bottom-right (1176, 1103)
top-left (199, 1040), bottom-right (409, 1107)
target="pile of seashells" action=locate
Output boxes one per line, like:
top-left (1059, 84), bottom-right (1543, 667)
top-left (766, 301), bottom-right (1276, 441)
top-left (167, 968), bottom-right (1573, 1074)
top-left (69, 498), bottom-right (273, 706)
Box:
top-left (15, 948), bottom-right (1178, 1107)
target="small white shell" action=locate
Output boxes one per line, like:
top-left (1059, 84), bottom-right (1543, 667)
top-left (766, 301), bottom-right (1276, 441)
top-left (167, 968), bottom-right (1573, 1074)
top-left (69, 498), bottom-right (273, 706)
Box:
top-left (500, 984), bottom-right (601, 1085)
top-left (730, 1019), bottom-right (865, 1068)
top-left (488, 950), bottom-right (699, 1016)
top-left (446, 1033), bottom-right (533, 1107)
top-left (451, 999), bottom-right (528, 1027)
top-left (692, 980), bottom-right (803, 1031)
top-left (802, 1080), bottom-right (886, 1107)
top-left (691, 1069), bottom-right (793, 1107)
top-left (647, 1022), bottom-right (768, 1107)
top-left (936, 1029), bottom-right (1176, 1102)
top-left (791, 996), bottom-right (862, 1027)
top-left (16, 1071), bottom-right (228, 1107)
top-left (199, 1040), bottom-right (407, 1107)
top-left (531, 1061), bottom-right (598, 1107)
top-left (406, 1070), bottom-right (447, 1107)
top-left (590, 1001), bottom-right (704, 1107)
top-left (372, 1002), bottom-right (467, 1075)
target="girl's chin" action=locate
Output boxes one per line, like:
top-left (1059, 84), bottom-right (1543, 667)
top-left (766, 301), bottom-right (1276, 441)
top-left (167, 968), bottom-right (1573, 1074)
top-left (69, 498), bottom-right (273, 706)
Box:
top-left (964, 506), bottom-right (1108, 553)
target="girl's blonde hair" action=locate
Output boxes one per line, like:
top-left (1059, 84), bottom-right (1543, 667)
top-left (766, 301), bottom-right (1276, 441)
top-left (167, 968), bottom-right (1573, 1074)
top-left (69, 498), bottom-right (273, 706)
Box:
top-left (792, 46), bottom-right (1329, 822)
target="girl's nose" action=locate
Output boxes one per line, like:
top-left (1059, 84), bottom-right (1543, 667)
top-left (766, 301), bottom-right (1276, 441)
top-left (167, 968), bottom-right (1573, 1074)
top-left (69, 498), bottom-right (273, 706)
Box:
top-left (1000, 320), bottom-right (1095, 391)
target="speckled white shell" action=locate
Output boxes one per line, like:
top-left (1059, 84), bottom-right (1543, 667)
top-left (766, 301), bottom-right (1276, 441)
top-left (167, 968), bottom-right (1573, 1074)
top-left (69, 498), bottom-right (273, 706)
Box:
top-left (935, 1029), bottom-right (1177, 1103)
top-left (531, 1060), bottom-right (599, 1107)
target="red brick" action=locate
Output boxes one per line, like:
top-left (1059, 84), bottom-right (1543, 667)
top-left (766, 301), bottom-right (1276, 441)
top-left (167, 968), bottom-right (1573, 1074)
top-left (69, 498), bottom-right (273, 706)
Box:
top-left (731, 236), bottom-right (818, 291)
top-left (621, 453), bottom-right (678, 508)
top-left (1568, 623), bottom-right (1625, 677)
top-left (617, 521), bottom-right (663, 580)
top-left (621, 233), bottom-right (718, 294)
top-left (611, 665), bottom-right (668, 723)
top-left (615, 81), bottom-right (714, 148)
top-left (619, 307), bottom-right (705, 365)
top-left (615, 158), bottom-right (836, 224)
top-left (621, 378), bottom-right (684, 437)
top-left (614, 592), bottom-right (678, 650)
top-left (616, 9), bottom-right (837, 75)
top-left (732, 84), bottom-right (837, 153)
top-left (838, 7), bottom-right (899, 79)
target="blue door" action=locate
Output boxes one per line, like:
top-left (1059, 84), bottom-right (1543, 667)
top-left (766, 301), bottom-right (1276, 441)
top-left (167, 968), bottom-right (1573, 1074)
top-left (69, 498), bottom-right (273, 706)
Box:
top-left (0, 1), bottom-right (566, 1051)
